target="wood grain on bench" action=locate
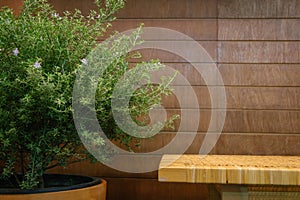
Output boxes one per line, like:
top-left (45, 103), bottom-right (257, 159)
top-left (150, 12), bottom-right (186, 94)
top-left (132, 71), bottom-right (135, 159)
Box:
top-left (159, 155), bottom-right (300, 185)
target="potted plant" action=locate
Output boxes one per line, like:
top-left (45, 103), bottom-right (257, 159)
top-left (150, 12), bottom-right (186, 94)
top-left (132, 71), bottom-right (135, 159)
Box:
top-left (0, 0), bottom-right (176, 199)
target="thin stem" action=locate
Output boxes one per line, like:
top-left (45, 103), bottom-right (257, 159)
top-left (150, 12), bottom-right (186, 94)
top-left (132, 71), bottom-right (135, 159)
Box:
top-left (13, 172), bottom-right (21, 188)
top-left (45, 157), bottom-right (86, 171)
top-left (38, 175), bottom-right (45, 188)
top-left (20, 149), bottom-right (25, 176)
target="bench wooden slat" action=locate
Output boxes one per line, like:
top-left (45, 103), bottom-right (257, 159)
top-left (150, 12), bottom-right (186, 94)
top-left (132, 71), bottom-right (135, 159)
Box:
top-left (158, 155), bottom-right (300, 185)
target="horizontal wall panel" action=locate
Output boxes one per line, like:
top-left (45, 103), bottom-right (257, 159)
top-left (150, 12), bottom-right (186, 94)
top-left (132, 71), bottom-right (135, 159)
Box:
top-left (106, 178), bottom-right (208, 200)
top-left (52, 0), bottom-right (300, 20)
top-left (128, 42), bottom-right (217, 63)
top-left (49, 159), bottom-right (157, 179)
top-left (128, 132), bottom-right (300, 155)
top-left (135, 132), bottom-right (300, 155)
top-left (219, 64), bottom-right (300, 86)
top-left (162, 86), bottom-right (300, 109)
top-left (219, 19), bottom-right (300, 41)
top-left (116, 0), bottom-right (217, 19)
top-left (224, 87), bottom-right (300, 109)
top-left (49, 0), bottom-right (97, 15)
top-left (212, 133), bottom-right (300, 155)
top-left (223, 110), bottom-right (300, 133)
top-left (157, 63), bottom-right (213, 86)
top-left (161, 63), bottom-right (300, 86)
top-left (0, 0), bottom-right (23, 15)
top-left (49, 0), bottom-right (217, 19)
top-left (162, 86), bottom-right (211, 109)
top-left (218, 0), bottom-right (300, 18)
top-left (103, 19), bottom-right (217, 41)
top-left (219, 42), bottom-right (300, 63)
top-left (162, 109), bottom-right (300, 133)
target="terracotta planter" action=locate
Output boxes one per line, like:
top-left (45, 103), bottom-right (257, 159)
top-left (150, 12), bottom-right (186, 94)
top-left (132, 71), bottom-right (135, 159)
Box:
top-left (0, 0), bottom-right (24, 16)
top-left (0, 174), bottom-right (107, 200)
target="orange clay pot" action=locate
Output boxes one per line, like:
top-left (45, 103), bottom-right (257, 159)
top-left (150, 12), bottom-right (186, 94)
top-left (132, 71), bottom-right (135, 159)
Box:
top-left (0, 174), bottom-right (107, 200)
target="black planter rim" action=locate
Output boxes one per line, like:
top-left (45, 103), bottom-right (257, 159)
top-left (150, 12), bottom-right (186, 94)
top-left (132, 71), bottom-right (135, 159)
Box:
top-left (0, 174), bottom-right (102, 194)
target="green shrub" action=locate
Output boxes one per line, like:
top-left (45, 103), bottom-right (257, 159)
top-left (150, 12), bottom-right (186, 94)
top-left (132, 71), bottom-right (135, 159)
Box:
top-left (0, 0), bottom-right (177, 189)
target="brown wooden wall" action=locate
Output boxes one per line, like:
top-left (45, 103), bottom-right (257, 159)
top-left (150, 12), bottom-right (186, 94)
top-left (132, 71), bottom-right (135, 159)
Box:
top-left (4, 0), bottom-right (299, 199)
top-left (49, 1), bottom-right (300, 199)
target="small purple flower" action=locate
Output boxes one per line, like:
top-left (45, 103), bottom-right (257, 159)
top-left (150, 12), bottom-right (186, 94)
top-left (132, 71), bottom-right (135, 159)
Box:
top-left (52, 13), bottom-right (59, 18)
top-left (81, 58), bottom-right (88, 65)
top-left (13, 48), bottom-right (19, 56)
top-left (34, 61), bottom-right (41, 68)
top-left (52, 13), bottom-right (62, 20)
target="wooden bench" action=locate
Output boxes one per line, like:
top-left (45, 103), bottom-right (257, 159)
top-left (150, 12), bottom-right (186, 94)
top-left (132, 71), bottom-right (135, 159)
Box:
top-left (158, 155), bottom-right (300, 200)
